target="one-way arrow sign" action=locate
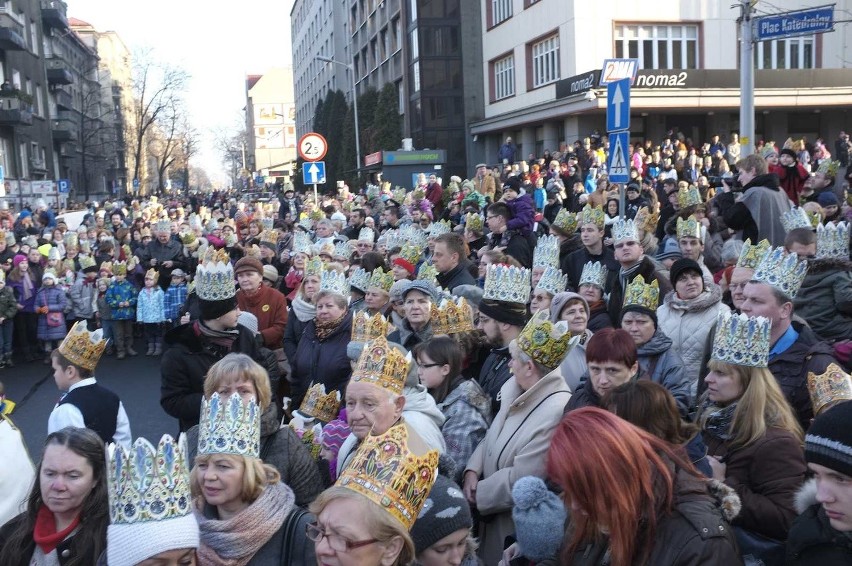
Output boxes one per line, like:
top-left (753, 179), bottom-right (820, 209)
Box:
top-left (302, 161), bottom-right (327, 184)
top-left (607, 78), bottom-right (631, 133)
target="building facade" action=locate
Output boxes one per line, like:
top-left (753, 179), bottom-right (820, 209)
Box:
top-left (471, 0), bottom-right (852, 163)
top-left (245, 67), bottom-right (298, 180)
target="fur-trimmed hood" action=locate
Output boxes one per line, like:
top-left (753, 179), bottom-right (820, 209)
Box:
top-left (662, 282), bottom-right (724, 313)
top-left (806, 258), bottom-right (852, 275)
top-left (795, 478), bottom-right (819, 514)
top-left (707, 478), bottom-right (742, 522)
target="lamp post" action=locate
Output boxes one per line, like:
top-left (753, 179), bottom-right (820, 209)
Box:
top-left (315, 55), bottom-right (360, 177)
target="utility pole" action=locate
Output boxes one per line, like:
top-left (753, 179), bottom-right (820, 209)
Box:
top-left (739, 0), bottom-right (755, 157)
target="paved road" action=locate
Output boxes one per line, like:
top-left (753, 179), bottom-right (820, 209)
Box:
top-left (4, 337), bottom-right (178, 459)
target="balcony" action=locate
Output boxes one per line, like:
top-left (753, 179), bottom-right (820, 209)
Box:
top-left (30, 156), bottom-right (47, 173)
top-left (58, 141), bottom-right (75, 158)
top-left (52, 111), bottom-right (78, 142)
top-left (0, 96), bottom-right (32, 126)
top-left (0, 12), bottom-right (25, 51)
top-left (52, 86), bottom-right (73, 110)
top-left (45, 56), bottom-right (73, 85)
top-left (40, 0), bottom-right (68, 30)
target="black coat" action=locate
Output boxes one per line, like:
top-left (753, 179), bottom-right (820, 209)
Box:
top-left (562, 245), bottom-right (619, 293)
top-left (290, 310), bottom-right (353, 407)
top-left (437, 261), bottom-right (477, 292)
top-left (477, 347), bottom-right (512, 415)
top-left (607, 256), bottom-right (674, 327)
top-left (283, 308), bottom-right (311, 366)
top-left (787, 503), bottom-right (852, 565)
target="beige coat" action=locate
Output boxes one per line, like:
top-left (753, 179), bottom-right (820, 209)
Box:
top-left (473, 174), bottom-right (496, 201)
top-left (465, 370), bottom-right (571, 565)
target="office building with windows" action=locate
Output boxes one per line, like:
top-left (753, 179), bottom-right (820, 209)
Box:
top-left (471, 0), bottom-right (852, 163)
top-left (245, 67), bottom-right (298, 180)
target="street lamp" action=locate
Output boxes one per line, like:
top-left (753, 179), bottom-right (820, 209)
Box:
top-left (315, 55), bottom-right (360, 177)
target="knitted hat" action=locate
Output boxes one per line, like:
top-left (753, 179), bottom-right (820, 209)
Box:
top-left (805, 400), bottom-right (852, 478)
top-left (549, 292), bottom-right (589, 323)
top-left (262, 264), bottom-right (279, 284)
top-left (511, 476), bottom-right (567, 562)
top-left (12, 254), bottom-right (26, 268)
top-left (478, 299), bottom-right (528, 327)
top-left (411, 475), bottom-right (472, 554)
top-left (817, 191), bottom-right (840, 207)
top-left (451, 284), bottom-right (484, 307)
top-left (656, 237), bottom-right (683, 262)
top-left (234, 256), bottom-right (263, 277)
top-left (669, 258), bottom-right (703, 287)
top-left (780, 148), bottom-right (797, 160)
top-left (199, 296), bottom-right (238, 321)
top-left (237, 310), bottom-right (259, 335)
top-left (321, 413), bottom-right (350, 453)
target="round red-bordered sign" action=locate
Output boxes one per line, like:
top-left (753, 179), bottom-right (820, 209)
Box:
top-left (298, 132), bottom-right (328, 162)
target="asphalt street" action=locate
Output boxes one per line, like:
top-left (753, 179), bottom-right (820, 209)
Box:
top-left (3, 337), bottom-right (178, 459)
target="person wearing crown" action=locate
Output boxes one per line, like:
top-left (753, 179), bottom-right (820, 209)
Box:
top-left (386, 279), bottom-right (438, 352)
top-left (47, 320), bottom-right (131, 447)
top-left (137, 220), bottom-right (186, 290)
top-left (562, 204), bottom-right (619, 293)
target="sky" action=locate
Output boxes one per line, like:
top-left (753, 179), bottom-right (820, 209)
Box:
top-left (67, 0), bottom-right (295, 185)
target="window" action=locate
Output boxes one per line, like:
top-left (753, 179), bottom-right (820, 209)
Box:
top-left (410, 29), bottom-right (419, 60)
top-left (531, 34), bottom-right (560, 88)
top-left (391, 18), bottom-right (400, 52)
top-left (614, 24), bottom-right (699, 69)
top-left (409, 0), bottom-right (417, 23)
top-left (411, 61), bottom-right (420, 93)
top-left (755, 36), bottom-right (815, 69)
top-left (19, 141), bottom-right (27, 177)
top-left (493, 54), bottom-right (515, 100)
top-left (491, 0), bottom-right (512, 26)
top-left (35, 83), bottom-right (43, 116)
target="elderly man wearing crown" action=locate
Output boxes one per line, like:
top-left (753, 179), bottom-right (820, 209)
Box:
top-left (137, 219), bottom-right (186, 290)
top-left (47, 321), bottom-right (132, 447)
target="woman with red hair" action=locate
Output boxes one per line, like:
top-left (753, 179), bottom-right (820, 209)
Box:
top-left (545, 407), bottom-right (741, 566)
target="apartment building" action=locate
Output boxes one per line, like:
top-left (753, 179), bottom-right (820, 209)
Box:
top-left (245, 67), bottom-right (297, 180)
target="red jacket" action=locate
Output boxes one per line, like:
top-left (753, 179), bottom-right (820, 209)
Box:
top-left (771, 163), bottom-right (809, 204)
top-left (236, 285), bottom-right (287, 348)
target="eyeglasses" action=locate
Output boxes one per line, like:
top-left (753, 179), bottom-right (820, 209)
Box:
top-left (306, 522), bottom-right (379, 552)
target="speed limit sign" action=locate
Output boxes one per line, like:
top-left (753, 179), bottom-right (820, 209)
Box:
top-left (298, 132), bottom-right (328, 162)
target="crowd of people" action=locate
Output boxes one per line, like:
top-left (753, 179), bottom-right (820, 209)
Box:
top-left (0, 127), bottom-right (852, 565)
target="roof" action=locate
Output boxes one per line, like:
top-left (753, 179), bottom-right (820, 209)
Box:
top-left (246, 75), bottom-right (262, 90)
top-left (69, 17), bottom-right (94, 28)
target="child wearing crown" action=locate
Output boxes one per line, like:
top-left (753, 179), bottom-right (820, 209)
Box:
top-left (137, 268), bottom-right (165, 356)
top-left (105, 263), bottom-right (138, 359)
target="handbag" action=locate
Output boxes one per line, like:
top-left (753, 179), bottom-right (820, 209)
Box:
top-left (47, 311), bottom-right (64, 327)
top-left (734, 526), bottom-right (785, 566)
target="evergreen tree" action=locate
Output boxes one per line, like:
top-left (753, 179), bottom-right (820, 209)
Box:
top-left (373, 83), bottom-right (401, 152)
top-left (356, 87), bottom-right (379, 154)
top-left (325, 90), bottom-right (349, 184)
top-left (338, 102), bottom-right (357, 186)
top-left (311, 95), bottom-right (327, 136)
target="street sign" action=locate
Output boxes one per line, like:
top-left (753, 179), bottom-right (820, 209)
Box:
top-left (57, 179), bottom-right (70, 193)
top-left (599, 58), bottom-right (639, 85)
top-left (132, 178), bottom-right (140, 189)
top-left (755, 5), bottom-right (834, 41)
top-left (302, 161), bottom-right (327, 184)
top-left (298, 132), bottom-right (328, 162)
top-left (606, 78), bottom-right (630, 133)
top-left (608, 132), bottom-right (630, 183)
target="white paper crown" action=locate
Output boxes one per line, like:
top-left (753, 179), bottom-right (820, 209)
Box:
top-left (579, 261), bottom-right (607, 290)
top-left (195, 250), bottom-right (235, 301)
top-left (483, 264), bottom-right (531, 304)
top-left (535, 266), bottom-right (568, 296)
top-left (711, 312), bottom-right (771, 368)
top-left (533, 235), bottom-right (560, 269)
top-left (358, 227), bottom-right (375, 243)
top-left (333, 241), bottom-right (353, 260)
top-left (320, 268), bottom-right (350, 298)
top-left (293, 231), bottom-right (313, 255)
top-left (348, 267), bottom-right (370, 292)
top-left (612, 218), bottom-right (639, 243)
top-left (197, 393), bottom-right (261, 457)
top-left (816, 221), bottom-right (850, 260)
top-left (428, 220), bottom-right (451, 237)
top-left (781, 207), bottom-right (814, 233)
top-left (753, 246), bottom-right (808, 299)
top-left (154, 219), bottom-right (172, 233)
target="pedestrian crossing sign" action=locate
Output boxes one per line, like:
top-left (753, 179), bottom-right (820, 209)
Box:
top-left (608, 132), bottom-right (630, 183)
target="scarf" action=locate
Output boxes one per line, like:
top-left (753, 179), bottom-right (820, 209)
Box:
top-left (32, 504), bottom-right (80, 555)
top-left (701, 400), bottom-right (739, 441)
top-left (290, 295), bottom-right (316, 323)
top-left (315, 311), bottom-right (346, 341)
top-left (22, 271), bottom-right (34, 301)
top-left (619, 259), bottom-right (643, 290)
top-left (195, 319), bottom-right (239, 348)
top-left (196, 482), bottom-right (295, 566)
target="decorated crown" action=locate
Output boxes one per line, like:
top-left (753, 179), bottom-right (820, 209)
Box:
top-left (398, 242), bottom-right (422, 266)
top-left (711, 312), bottom-right (771, 368)
top-left (64, 232), bottom-right (79, 248)
top-left (298, 217), bottom-right (314, 232)
top-left (179, 231), bottom-right (198, 246)
top-left (154, 219), bottom-right (172, 233)
top-left (535, 266), bottom-right (568, 297)
top-left (817, 159), bottom-right (840, 178)
top-left (293, 231), bottom-right (313, 255)
top-left (384, 229), bottom-right (404, 251)
top-left (259, 229), bottom-right (278, 246)
top-left (417, 262), bottom-right (439, 285)
top-left (358, 227), bottom-right (375, 243)
top-left (427, 220), bottom-right (451, 238)
top-left (336, 424), bottom-right (438, 531)
top-left (612, 218), bottom-right (639, 243)
top-left (432, 297), bottom-right (474, 335)
top-left (816, 221), bottom-right (849, 260)
top-left (197, 393), bottom-right (261, 457)
top-left (351, 311), bottom-right (390, 342)
top-left (403, 225), bottom-right (428, 249)
top-left (351, 335), bottom-right (412, 396)
top-left (195, 249), bottom-right (235, 301)
top-left (580, 204), bottom-right (605, 230)
top-left (309, 209), bottom-right (324, 222)
top-left (58, 320), bottom-right (108, 371)
top-left (100, 260), bottom-right (113, 274)
top-left (145, 268), bottom-right (158, 281)
top-left (517, 310), bottom-right (575, 369)
top-left (677, 185), bottom-right (702, 208)
top-left (319, 268), bottom-right (349, 298)
top-left (753, 246), bottom-right (808, 299)
top-left (579, 261), bottom-right (607, 290)
top-left (676, 215), bottom-right (702, 240)
top-left (315, 241), bottom-right (335, 258)
top-left (552, 208), bottom-right (578, 234)
top-left (622, 276), bottom-right (659, 311)
top-left (483, 264), bottom-right (531, 304)
top-left (113, 260), bottom-right (128, 277)
top-left (736, 238), bottom-right (772, 269)
top-left (107, 434), bottom-right (192, 527)
top-left (808, 363), bottom-right (852, 416)
top-left (333, 241), bottom-right (353, 260)
top-left (298, 383), bottom-right (341, 423)
top-left (464, 212), bottom-right (483, 233)
top-left (533, 235), bottom-right (560, 270)
top-left (79, 255), bottom-right (97, 271)
top-left (781, 207), bottom-right (815, 233)
top-left (304, 256), bottom-right (325, 278)
top-left (392, 187), bottom-right (407, 203)
top-left (348, 267), bottom-right (370, 292)
top-left (260, 217), bottom-right (274, 231)
top-left (368, 267), bottom-right (394, 292)
top-left (635, 206), bottom-right (660, 235)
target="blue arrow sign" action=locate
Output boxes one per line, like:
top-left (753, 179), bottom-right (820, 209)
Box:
top-left (608, 132), bottom-right (630, 183)
top-left (302, 161), bottom-right (326, 184)
top-left (755, 5), bottom-right (834, 41)
top-left (607, 78), bottom-right (630, 133)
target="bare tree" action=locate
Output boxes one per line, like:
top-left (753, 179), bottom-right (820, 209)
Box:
top-left (78, 63), bottom-right (120, 201)
top-left (212, 123), bottom-right (249, 189)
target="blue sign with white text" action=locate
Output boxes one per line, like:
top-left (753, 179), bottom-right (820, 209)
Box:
top-left (607, 78), bottom-right (631, 133)
top-left (58, 179), bottom-right (70, 193)
top-left (755, 5), bottom-right (834, 41)
top-left (302, 161), bottom-right (326, 184)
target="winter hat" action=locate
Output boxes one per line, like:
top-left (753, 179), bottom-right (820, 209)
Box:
top-left (411, 475), bottom-right (473, 554)
top-left (502, 176), bottom-right (521, 192)
top-left (817, 192), bottom-right (840, 207)
top-left (400, 279), bottom-right (438, 303)
top-left (321, 412), bottom-right (350, 454)
top-left (451, 284), bottom-right (484, 307)
top-left (237, 311), bottom-right (258, 335)
top-left (656, 237), bottom-right (683, 262)
top-left (549, 292), bottom-right (589, 324)
top-left (669, 258), bottom-right (703, 287)
top-left (171, 268), bottom-right (187, 279)
top-left (478, 299), bottom-right (528, 327)
top-left (262, 264), bottom-right (279, 284)
top-left (388, 279), bottom-right (408, 305)
top-left (233, 256), bottom-right (264, 277)
top-left (12, 254), bottom-right (27, 268)
top-left (42, 270), bottom-right (58, 282)
top-left (198, 296), bottom-right (238, 321)
top-left (805, 400), bottom-right (852, 478)
top-left (511, 476), bottom-right (568, 562)
top-left (780, 148), bottom-right (797, 160)
top-left (38, 243), bottom-right (52, 258)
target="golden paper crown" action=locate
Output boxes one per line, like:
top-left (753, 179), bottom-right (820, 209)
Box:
top-left (336, 424), bottom-right (439, 531)
top-left (677, 185), bottom-right (702, 208)
top-left (676, 215), bottom-right (701, 240)
top-left (612, 218), bottom-right (639, 243)
top-left (309, 209), bottom-right (324, 221)
top-left (517, 310), bottom-right (575, 369)
top-left (781, 207), bottom-right (815, 233)
top-left (579, 261), bottom-right (607, 290)
top-left (808, 363), bottom-right (852, 416)
top-left (64, 232), bottom-right (78, 248)
top-left (315, 241), bottom-right (335, 258)
top-left (107, 434), bottom-right (192, 526)
top-left (753, 246), bottom-right (808, 299)
top-left (483, 264), bottom-right (531, 304)
top-left (58, 320), bottom-right (108, 371)
top-left (298, 383), bottom-right (341, 423)
top-left (817, 159), bottom-right (840, 178)
top-left (259, 229), bottom-right (278, 246)
top-left (351, 311), bottom-right (390, 342)
top-left (79, 255), bottom-right (97, 271)
top-left (417, 262), bottom-right (439, 285)
top-left (622, 276), bottom-right (659, 311)
top-left (100, 260), bottom-right (113, 274)
top-left (397, 242), bottom-right (422, 266)
top-left (533, 235), bottom-right (560, 269)
top-left (179, 231), bottom-right (198, 246)
top-left (293, 231), bottom-right (313, 255)
top-left (552, 208), bottom-right (578, 234)
top-left (464, 212), bottom-right (483, 233)
top-left (736, 239), bottom-right (771, 269)
top-left (368, 267), bottom-right (394, 292)
top-left (145, 268), bottom-right (158, 281)
top-left (580, 204), bottom-right (605, 229)
top-left (319, 268), bottom-right (349, 298)
top-left (711, 312), bottom-right (771, 368)
top-left (245, 245), bottom-right (262, 259)
top-left (351, 335), bottom-right (411, 396)
top-left (140, 227), bottom-right (152, 238)
top-left (816, 221), bottom-right (850, 260)
top-left (113, 261), bottom-right (128, 276)
top-left (304, 256), bottom-right (325, 278)
top-left (431, 297), bottom-right (475, 335)
top-left (195, 249), bottom-right (235, 301)
top-left (635, 206), bottom-right (659, 235)
top-left (392, 187), bottom-right (407, 203)
top-left (535, 266), bottom-right (568, 297)
top-left (197, 393), bottom-right (261, 457)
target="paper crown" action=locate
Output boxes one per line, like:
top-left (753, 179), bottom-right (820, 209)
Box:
top-left (635, 206), bottom-right (660, 235)
top-left (417, 262), bottom-right (439, 285)
top-left (58, 320), bottom-right (108, 371)
top-left (113, 261), bottom-right (128, 277)
top-left (48, 246), bottom-right (61, 261)
top-left (736, 238), bottom-right (771, 269)
top-left (315, 241), bottom-right (335, 258)
top-left (260, 217), bottom-right (274, 231)
top-left (612, 218), bottom-right (640, 243)
top-left (197, 393), bottom-right (261, 457)
top-left (348, 267), bottom-right (370, 292)
top-left (384, 229), bottom-right (403, 251)
top-left (333, 241), bottom-right (353, 260)
top-left (79, 254), bottom-right (97, 271)
top-left (676, 215), bottom-right (702, 240)
top-left (100, 260), bottom-right (113, 274)
top-left (817, 159), bottom-right (840, 177)
top-left (781, 207), bottom-right (816, 233)
top-left (195, 249), bottom-right (235, 301)
top-left (336, 424), bottom-right (439, 531)
top-left (319, 268), bottom-right (349, 298)
top-left (154, 219), bottom-right (171, 233)
top-left (368, 267), bottom-right (394, 292)
top-left (579, 261), bottom-right (607, 290)
top-left (145, 268), bottom-right (158, 281)
top-left (535, 266), bottom-right (568, 297)
top-left (533, 235), bottom-right (560, 270)
top-left (64, 232), bottom-right (78, 248)
top-left (517, 310), bottom-right (574, 369)
top-left (711, 312), bottom-right (771, 368)
top-left (464, 212), bottom-right (483, 233)
top-left (351, 311), bottom-right (390, 342)
top-left (753, 246), bottom-right (808, 299)
top-left (259, 229), bottom-right (278, 246)
top-left (677, 185), bottom-right (702, 208)
top-left (427, 220), bottom-right (451, 238)
top-left (552, 208), bottom-right (578, 234)
top-left (816, 221), bottom-right (850, 260)
top-left (580, 204), bottom-right (605, 229)
top-left (107, 434), bottom-right (192, 527)
top-left (431, 297), bottom-right (475, 335)
top-left (304, 256), bottom-right (325, 278)
top-left (761, 145), bottom-right (778, 159)
top-left (179, 231), bottom-right (198, 247)
top-left (309, 209), bottom-right (324, 222)
top-left (298, 383), bottom-right (341, 423)
top-left (297, 217), bottom-right (314, 232)
top-left (808, 363), bottom-right (852, 416)
top-left (358, 227), bottom-right (375, 243)
top-left (483, 264), bottom-right (531, 304)
top-left (622, 276), bottom-right (659, 312)
top-left (397, 242), bottom-right (422, 266)
top-left (293, 231), bottom-right (313, 255)
top-left (392, 187), bottom-right (406, 203)
top-left (351, 335), bottom-right (412, 396)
